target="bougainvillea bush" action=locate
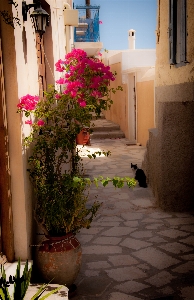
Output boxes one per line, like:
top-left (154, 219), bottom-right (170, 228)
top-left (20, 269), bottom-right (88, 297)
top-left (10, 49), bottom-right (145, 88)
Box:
top-left (17, 49), bottom-right (135, 236)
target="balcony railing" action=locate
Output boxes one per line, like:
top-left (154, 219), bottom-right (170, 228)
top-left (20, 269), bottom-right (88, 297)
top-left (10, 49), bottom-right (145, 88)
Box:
top-left (74, 5), bottom-right (100, 42)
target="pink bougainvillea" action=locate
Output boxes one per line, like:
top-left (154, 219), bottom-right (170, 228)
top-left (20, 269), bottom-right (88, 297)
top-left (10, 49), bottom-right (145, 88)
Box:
top-left (55, 48), bottom-right (116, 108)
top-left (25, 120), bottom-right (33, 125)
top-left (37, 120), bottom-right (45, 126)
top-left (17, 94), bottom-right (39, 111)
top-left (17, 48), bottom-right (119, 128)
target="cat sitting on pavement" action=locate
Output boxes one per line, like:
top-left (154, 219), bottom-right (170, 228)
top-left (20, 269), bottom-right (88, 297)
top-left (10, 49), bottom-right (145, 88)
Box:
top-left (131, 163), bottom-right (147, 188)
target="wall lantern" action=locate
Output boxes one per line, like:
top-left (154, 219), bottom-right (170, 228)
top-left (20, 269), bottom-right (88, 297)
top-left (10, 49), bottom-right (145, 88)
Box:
top-left (22, 0), bottom-right (49, 36)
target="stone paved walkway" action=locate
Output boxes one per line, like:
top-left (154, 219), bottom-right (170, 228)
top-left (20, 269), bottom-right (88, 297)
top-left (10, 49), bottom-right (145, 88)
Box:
top-left (74, 138), bottom-right (194, 300)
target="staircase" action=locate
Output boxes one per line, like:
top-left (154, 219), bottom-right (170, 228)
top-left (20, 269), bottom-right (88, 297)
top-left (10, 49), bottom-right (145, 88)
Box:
top-left (90, 116), bottom-right (125, 140)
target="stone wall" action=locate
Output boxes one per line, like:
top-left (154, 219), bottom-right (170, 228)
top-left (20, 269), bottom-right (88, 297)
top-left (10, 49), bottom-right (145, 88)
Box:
top-left (143, 100), bottom-right (194, 211)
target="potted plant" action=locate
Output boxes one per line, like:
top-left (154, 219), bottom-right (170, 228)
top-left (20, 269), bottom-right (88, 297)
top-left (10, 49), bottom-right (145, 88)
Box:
top-left (17, 49), bottom-right (136, 291)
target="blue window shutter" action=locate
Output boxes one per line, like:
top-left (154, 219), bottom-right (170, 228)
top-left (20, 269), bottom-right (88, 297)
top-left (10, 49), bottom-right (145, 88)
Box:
top-left (169, 0), bottom-right (176, 64)
top-left (180, 0), bottom-right (186, 62)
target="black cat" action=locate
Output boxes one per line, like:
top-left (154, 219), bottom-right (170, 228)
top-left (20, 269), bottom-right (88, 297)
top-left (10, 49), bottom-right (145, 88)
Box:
top-left (131, 163), bottom-right (147, 188)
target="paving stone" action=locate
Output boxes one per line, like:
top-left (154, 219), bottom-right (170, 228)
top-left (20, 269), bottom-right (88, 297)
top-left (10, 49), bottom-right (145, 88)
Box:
top-left (121, 212), bottom-right (144, 220)
top-left (158, 286), bottom-right (175, 296)
top-left (145, 270), bottom-right (176, 287)
top-left (114, 201), bottom-right (134, 209)
top-left (130, 230), bottom-right (153, 239)
top-left (142, 218), bottom-right (163, 223)
top-left (102, 227), bottom-right (136, 236)
top-left (87, 261), bottom-right (111, 269)
top-left (108, 255), bottom-right (139, 266)
top-left (91, 221), bottom-right (121, 227)
top-left (82, 245), bottom-right (122, 254)
top-left (180, 286), bottom-right (194, 299)
top-left (132, 247), bottom-right (181, 269)
top-left (148, 236), bottom-right (168, 243)
top-left (114, 280), bottom-right (150, 293)
top-left (181, 254), bottom-right (194, 260)
top-left (76, 276), bottom-right (112, 297)
top-left (85, 270), bottom-right (100, 277)
top-left (109, 292), bottom-right (143, 300)
top-left (130, 199), bottom-right (154, 208)
top-left (96, 216), bottom-right (123, 222)
top-left (158, 229), bottom-right (189, 238)
top-left (138, 263), bottom-right (150, 270)
top-left (112, 194), bottom-right (131, 200)
top-left (158, 242), bottom-right (193, 254)
top-left (75, 234), bottom-right (94, 244)
top-left (92, 236), bottom-right (122, 245)
top-left (80, 227), bottom-right (104, 235)
top-left (180, 236), bottom-right (194, 246)
top-left (172, 261), bottom-right (194, 273)
top-left (166, 218), bottom-right (194, 226)
top-left (105, 266), bottom-right (147, 282)
top-left (148, 212), bottom-right (173, 218)
top-left (123, 221), bottom-right (139, 227)
top-left (180, 225), bottom-right (194, 232)
top-left (120, 237), bottom-right (152, 250)
top-left (146, 224), bottom-right (164, 230)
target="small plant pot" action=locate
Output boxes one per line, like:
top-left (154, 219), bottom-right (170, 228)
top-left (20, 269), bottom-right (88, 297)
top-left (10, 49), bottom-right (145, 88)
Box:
top-left (35, 233), bottom-right (82, 288)
top-left (76, 128), bottom-right (90, 145)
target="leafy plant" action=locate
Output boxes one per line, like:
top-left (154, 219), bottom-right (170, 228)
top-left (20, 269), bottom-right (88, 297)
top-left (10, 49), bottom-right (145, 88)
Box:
top-left (0, 259), bottom-right (62, 299)
top-left (17, 49), bottom-right (135, 237)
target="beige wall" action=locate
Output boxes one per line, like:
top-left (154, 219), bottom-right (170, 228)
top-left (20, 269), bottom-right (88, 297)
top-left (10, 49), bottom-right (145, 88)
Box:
top-left (136, 80), bottom-right (155, 146)
top-left (143, 0), bottom-right (194, 211)
top-left (104, 62), bottom-right (129, 138)
top-left (0, 0), bottom-right (72, 260)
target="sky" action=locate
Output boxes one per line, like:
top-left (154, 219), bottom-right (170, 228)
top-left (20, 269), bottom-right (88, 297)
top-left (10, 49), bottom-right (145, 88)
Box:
top-left (73, 0), bottom-right (157, 50)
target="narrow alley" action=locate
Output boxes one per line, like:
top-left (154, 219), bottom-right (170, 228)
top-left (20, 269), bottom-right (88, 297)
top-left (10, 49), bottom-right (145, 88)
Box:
top-left (73, 135), bottom-right (194, 300)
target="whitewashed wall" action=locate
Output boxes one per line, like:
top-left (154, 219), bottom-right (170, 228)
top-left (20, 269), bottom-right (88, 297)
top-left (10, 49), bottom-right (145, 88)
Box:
top-left (10, 0), bottom-right (71, 259)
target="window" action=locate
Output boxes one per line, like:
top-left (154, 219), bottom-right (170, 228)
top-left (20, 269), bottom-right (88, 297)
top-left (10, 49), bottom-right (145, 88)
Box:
top-left (169, 0), bottom-right (187, 66)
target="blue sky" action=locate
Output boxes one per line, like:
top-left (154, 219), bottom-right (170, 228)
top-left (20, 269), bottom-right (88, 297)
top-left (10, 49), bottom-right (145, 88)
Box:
top-left (73, 0), bottom-right (157, 50)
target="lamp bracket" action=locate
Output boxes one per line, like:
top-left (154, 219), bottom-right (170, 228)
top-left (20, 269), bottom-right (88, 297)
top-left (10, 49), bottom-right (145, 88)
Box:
top-left (22, 0), bottom-right (41, 21)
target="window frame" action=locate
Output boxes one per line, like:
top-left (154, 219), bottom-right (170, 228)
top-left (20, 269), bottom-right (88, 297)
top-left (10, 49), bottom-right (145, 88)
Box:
top-left (169, 0), bottom-right (187, 67)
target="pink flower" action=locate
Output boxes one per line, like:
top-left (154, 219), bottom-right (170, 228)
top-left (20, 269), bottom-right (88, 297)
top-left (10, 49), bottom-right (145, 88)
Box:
top-left (37, 120), bottom-right (45, 126)
top-left (99, 20), bottom-right (103, 24)
top-left (79, 100), bottom-right (86, 107)
top-left (55, 94), bottom-right (61, 99)
top-left (98, 53), bottom-right (102, 56)
top-left (17, 94), bottom-right (39, 111)
top-left (56, 77), bottom-right (66, 85)
top-left (55, 59), bottom-right (65, 72)
top-left (25, 120), bottom-right (32, 125)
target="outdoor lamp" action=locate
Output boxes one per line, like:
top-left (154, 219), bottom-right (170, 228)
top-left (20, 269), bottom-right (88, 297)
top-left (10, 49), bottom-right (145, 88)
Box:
top-left (22, 0), bottom-right (49, 36)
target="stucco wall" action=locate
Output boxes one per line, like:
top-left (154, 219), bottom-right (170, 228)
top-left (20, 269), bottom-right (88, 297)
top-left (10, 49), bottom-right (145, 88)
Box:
top-left (136, 80), bottom-right (155, 146)
top-left (143, 0), bottom-right (194, 211)
top-left (0, 0), bottom-right (71, 260)
top-left (104, 62), bottom-right (128, 138)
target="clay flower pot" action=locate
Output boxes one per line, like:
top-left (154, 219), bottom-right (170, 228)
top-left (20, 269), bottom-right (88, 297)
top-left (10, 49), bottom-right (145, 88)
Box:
top-left (35, 233), bottom-right (82, 288)
top-left (76, 128), bottom-right (90, 145)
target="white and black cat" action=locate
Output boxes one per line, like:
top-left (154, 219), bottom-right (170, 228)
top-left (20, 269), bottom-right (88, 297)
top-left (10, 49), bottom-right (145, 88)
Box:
top-left (131, 163), bottom-right (147, 188)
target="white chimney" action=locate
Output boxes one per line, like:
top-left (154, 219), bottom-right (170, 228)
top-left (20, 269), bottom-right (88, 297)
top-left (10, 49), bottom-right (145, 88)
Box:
top-left (128, 29), bottom-right (136, 49)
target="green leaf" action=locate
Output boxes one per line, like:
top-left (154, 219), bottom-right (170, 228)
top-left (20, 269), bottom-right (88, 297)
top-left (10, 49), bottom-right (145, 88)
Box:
top-left (101, 180), bottom-right (109, 187)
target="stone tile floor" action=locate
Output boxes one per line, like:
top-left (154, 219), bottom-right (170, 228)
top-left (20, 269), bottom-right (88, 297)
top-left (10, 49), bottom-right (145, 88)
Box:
top-left (73, 138), bottom-right (194, 300)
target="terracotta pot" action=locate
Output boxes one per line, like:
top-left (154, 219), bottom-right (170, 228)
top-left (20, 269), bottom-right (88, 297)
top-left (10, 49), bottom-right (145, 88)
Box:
top-left (35, 233), bottom-right (82, 288)
top-left (76, 128), bottom-right (90, 145)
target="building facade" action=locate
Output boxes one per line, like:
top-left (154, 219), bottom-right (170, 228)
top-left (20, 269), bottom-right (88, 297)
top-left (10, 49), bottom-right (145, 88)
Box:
top-left (103, 30), bottom-right (156, 146)
top-left (0, 0), bottom-right (74, 261)
top-left (143, 0), bottom-right (194, 211)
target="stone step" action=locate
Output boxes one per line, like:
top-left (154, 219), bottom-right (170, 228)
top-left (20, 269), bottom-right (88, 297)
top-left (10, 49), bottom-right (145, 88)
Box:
top-left (92, 124), bottom-right (120, 132)
top-left (90, 130), bottom-right (125, 139)
top-left (89, 116), bottom-right (125, 140)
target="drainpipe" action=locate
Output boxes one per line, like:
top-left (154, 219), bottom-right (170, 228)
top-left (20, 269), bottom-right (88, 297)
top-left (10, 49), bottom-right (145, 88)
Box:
top-left (64, 3), bottom-right (71, 54)
top-left (86, 0), bottom-right (91, 19)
